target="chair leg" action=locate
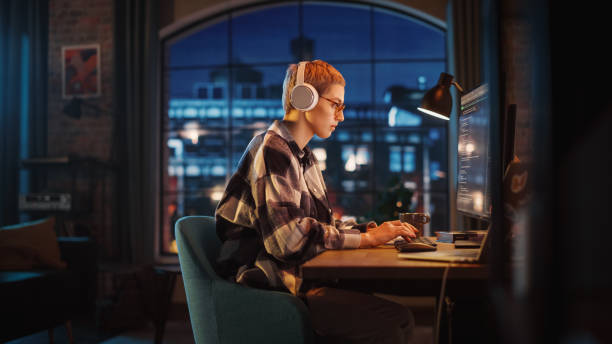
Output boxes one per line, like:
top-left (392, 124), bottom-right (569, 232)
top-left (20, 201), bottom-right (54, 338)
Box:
top-left (65, 321), bottom-right (75, 344)
top-left (48, 327), bottom-right (54, 344)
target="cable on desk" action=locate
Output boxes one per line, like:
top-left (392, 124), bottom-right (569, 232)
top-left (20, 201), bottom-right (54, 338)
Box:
top-left (434, 263), bottom-right (451, 344)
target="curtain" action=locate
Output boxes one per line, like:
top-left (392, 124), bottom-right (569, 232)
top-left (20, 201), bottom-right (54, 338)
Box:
top-left (446, 0), bottom-right (484, 231)
top-left (0, 1), bottom-right (48, 227)
top-left (113, 0), bottom-right (160, 263)
top-left (448, 0), bottom-right (482, 92)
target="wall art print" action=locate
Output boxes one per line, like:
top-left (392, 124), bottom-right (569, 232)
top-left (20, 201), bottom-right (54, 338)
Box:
top-left (62, 44), bottom-right (101, 98)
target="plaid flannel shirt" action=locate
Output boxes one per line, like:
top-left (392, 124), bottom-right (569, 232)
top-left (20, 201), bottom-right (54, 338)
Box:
top-left (215, 120), bottom-right (371, 295)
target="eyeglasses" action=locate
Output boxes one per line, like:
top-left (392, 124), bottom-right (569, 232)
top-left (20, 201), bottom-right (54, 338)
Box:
top-left (320, 96), bottom-right (346, 113)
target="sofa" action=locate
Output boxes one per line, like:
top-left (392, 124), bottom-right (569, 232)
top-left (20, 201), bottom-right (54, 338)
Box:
top-left (0, 217), bottom-right (97, 342)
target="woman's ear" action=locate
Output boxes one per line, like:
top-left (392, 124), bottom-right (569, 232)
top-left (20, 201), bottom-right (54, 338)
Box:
top-left (304, 110), bottom-right (315, 124)
top-left (284, 109), bottom-right (299, 122)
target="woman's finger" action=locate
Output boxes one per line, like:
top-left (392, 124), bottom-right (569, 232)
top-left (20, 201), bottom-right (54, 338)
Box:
top-left (401, 228), bottom-right (416, 239)
top-left (402, 222), bottom-right (419, 233)
top-left (396, 221), bottom-right (418, 234)
top-left (396, 225), bottom-right (416, 238)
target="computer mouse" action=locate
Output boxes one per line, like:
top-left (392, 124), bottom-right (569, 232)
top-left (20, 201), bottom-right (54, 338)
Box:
top-left (394, 241), bottom-right (437, 252)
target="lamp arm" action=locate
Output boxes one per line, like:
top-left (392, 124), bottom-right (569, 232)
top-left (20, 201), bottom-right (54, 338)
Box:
top-left (452, 81), bottom-right (464, 93)
top-left (451, 81), bottom-right (464, 93)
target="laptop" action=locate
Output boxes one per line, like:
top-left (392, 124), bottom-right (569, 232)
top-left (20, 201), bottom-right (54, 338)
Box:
top-left (397, 227), bottom-right (490, 264)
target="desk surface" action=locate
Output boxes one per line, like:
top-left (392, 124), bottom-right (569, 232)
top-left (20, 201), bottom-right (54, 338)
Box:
top-left (300, 240), bottom-right (487, 281)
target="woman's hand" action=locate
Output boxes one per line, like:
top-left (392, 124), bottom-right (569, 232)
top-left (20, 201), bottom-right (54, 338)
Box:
top-left (359, 220), bottom-right (419, 248)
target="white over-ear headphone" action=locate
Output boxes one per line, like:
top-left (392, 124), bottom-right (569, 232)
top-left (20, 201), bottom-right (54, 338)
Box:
top-left (290, 61), bottom-right (319, 111)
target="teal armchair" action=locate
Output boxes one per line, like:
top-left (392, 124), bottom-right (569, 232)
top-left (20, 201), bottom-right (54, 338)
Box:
top-left (175, 216), bottom-right (314, 344)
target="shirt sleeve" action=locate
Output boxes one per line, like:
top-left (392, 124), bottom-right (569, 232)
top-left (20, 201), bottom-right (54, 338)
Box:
top-left (254, 173), bottom-right (361, 264)
top-left (334, 218), bottom-right (377, 233)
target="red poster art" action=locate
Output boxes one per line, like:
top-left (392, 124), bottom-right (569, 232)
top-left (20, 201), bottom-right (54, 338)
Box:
top-left (62, 44), bottom-right (100, 98)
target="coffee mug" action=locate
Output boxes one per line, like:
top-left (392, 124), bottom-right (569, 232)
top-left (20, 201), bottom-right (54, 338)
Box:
top-left (399, 213), bottom-right (430, 236)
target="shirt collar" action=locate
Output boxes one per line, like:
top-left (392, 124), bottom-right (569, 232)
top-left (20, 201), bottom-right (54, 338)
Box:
top-left (269, 120), bottom-right (313, 164)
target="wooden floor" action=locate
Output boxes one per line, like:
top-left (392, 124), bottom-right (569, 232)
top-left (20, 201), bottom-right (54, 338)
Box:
top-left (6, 319), bottom-right (193, 344)
top-left (8, 298), bottom-right (435, 344)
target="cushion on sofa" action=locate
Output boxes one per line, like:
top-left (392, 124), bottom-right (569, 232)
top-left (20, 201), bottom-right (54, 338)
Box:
top-left (0, 217), bottom-right (66, 270)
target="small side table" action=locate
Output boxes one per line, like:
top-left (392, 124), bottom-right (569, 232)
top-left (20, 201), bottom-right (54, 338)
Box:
top-left (96, 263), bottom-right (183, 343)
top-left (96, 263), bottom-right (147, 333)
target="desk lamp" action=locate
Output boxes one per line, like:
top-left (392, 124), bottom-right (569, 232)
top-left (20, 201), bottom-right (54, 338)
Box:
top-left (417, 72), bottom-right (464, 120)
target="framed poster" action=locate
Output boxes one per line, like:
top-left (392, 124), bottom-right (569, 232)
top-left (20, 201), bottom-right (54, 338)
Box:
top-left (62, 44), bottom-right (101, 98)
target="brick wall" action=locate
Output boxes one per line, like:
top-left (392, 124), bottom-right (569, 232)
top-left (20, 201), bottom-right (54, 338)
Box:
top-left (48, 0), bottom-right (115, 258)
top-left (500, 2), bottom-right (533, 163)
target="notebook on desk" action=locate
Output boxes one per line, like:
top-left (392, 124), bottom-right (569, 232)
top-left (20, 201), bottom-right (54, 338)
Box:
top-left (397, 229), bottom-right (490, 264)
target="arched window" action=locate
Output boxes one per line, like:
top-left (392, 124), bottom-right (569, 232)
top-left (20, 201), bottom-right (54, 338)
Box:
top-left (160, 1), bottom-right (447, 256)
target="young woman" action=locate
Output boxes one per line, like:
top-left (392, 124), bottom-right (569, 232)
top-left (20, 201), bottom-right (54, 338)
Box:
top-left (215, 60), bottom-right (418, 343)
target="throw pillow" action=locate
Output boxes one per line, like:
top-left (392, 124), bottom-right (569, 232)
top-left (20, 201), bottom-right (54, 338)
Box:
top-left (0, 217), bottom-right (67, 270)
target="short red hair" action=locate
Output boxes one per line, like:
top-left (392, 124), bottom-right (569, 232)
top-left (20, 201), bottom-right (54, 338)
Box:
top-left (281, 60), bottom-right (346, 114)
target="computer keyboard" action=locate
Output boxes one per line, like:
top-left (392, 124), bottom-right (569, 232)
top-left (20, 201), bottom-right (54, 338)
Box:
top-left (412, 236), bottom-right (437, 246)
top-left (394, 236), bottom-right (437, 252)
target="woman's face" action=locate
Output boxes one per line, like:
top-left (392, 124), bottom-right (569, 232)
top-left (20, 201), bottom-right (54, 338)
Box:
top-left (305, 84), bottom-right (345, 139)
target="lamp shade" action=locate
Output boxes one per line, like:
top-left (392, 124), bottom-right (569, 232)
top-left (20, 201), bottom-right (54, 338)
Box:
top-left (417, 72), bottom-right (455, 120)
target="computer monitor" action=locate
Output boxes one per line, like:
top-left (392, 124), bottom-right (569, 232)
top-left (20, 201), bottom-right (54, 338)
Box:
top-left (457, 84), bottom-right (492, 220)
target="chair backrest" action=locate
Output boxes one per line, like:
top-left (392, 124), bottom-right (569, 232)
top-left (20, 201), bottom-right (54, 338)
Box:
top-left (175, 216), bottom-right (221, 344)
top-left (175, 216), bottom-right (221, 280)
top-left (176, 215), bottom-right (314, 344)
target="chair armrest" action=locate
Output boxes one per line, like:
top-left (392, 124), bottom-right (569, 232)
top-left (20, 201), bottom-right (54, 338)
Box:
top-left (213, 280), bottom-right (314, 344)
top-left (57, 237), bottom-right (96, 272)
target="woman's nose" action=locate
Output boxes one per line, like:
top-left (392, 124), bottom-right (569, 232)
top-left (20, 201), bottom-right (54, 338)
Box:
top-left (336, 110), bottom-right (344, 122)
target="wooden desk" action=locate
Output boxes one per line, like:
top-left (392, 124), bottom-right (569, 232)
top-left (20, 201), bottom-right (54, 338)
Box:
top-left (300, 240), bottom-right (492, 343)
top-left (300, 241), bottom-right (487, 283)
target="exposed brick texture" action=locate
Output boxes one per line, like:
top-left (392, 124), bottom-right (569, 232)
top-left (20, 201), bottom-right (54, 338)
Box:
top-left (500, 2), bottom-right (533, 163)
top-left (48, 0), bottom-right (115, 258)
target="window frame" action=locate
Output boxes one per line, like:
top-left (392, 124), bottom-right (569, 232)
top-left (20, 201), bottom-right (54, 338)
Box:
top-left (156, 0), bottom-right (448, 262)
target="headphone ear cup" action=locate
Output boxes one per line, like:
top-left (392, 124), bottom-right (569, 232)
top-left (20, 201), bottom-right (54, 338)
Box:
top-left (290, 83), bottom-right (319, 111)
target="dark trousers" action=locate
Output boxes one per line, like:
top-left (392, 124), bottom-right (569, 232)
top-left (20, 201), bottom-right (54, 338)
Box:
top-left (305, 287), bottom-right (415, 344)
